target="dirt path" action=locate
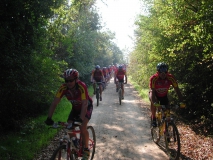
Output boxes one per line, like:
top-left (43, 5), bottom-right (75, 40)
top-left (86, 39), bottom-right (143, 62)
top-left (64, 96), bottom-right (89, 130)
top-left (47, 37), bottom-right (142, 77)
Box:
top-left (89, 79), bottom-right (168, 160)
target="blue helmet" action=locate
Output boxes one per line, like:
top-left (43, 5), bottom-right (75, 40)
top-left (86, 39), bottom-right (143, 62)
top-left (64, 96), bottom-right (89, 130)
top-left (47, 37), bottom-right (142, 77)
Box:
top-left (157, 62), bottom-right (168, 73)
top-left (95, 65), bottom-right (100, 69)
top-left (118, 65), bottom-right (123, 70)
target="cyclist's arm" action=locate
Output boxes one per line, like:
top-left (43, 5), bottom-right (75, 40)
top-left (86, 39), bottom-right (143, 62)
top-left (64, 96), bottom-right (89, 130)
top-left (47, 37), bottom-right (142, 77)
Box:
top-left (48, 97), bottom-right (61, 118)
top-left (124, 72), bottom-right (127, 83)
top-left (150, 88), bottom-right (158, 104)
top-left (174, 86), bottom-right (183, 102)
top-left (90, 74), bottom-right (94, 82)
top-left (80, 99), bottom-right (88, 121)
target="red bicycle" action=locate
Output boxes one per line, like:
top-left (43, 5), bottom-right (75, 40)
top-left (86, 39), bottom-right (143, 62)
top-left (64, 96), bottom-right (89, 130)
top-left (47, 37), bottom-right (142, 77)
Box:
top-left (50, 122), bottom-right (96, 160)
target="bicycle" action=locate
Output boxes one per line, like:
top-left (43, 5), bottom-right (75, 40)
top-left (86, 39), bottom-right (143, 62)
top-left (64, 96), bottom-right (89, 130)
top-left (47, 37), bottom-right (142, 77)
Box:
top-left (151, 104), bottom-right (181, 160)
top-left (117, 82), bottom-right (124, 105)
top-left (50, 121), bottom-right (96, 160)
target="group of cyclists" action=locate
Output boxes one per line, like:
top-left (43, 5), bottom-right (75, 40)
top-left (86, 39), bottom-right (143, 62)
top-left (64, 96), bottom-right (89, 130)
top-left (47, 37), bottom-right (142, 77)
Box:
top-left (44, 62), bottom-right (185, 160)
top-left (90, 64), bottom-right (127, 101)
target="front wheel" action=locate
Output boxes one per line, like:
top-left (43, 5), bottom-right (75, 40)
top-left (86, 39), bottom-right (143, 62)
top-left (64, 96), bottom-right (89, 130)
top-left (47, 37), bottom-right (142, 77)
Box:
top-left (87, 126), bottom-right (96, 159)
top-left (118, 88), bottom-right (122, 105)
top-left (50, 144), bottom-right (71, 160)
top-left (96, 88), bottom-right (99, 106)
top-left (164, 122), bottom-right (180, 160)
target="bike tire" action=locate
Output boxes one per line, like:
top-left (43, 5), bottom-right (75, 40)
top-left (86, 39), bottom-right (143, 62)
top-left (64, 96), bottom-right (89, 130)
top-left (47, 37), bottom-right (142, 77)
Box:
top-left (151, 126), bottom-right (161, 144)
top-left (87, 126), bottom-right (96, 160)
top-left (50, 144), bottom-right (72, 160)
top-left (164, 122), bottom-right (180, 160)
top-left (96, 89), bottom-right (99, 106)
top-left (118, 89), bottom-right (122, 105)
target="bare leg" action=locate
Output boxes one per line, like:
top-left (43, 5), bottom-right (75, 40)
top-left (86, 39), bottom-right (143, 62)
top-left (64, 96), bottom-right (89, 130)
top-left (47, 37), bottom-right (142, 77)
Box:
top-left (80, 118), bottom-right (89, 148)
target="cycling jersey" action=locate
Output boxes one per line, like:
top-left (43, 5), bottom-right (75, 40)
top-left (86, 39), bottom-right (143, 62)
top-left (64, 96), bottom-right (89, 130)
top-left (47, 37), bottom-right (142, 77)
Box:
top-left (115, 69), bottom-right (126, 81)
top-left (92, 69), bottom-right (104, 82)
top-left (102, 69), bottom-right (108, 77)
top-left (55, 80), bottom-right (93, 111)
top-left (149, 72), bottom-right (178, 97)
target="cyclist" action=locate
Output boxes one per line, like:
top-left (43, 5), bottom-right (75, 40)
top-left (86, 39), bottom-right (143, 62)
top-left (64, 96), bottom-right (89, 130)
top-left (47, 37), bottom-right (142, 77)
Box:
top-left (114, 65), bottom-right (127, 99)
top-left (149, 62), bottom-right (185, 127)
top-left (45, 68), bottom-right (93, 160)
top-left (102, 67), bottom-right (109, 84)
top-left (91, 65), bottom-right (105, 101)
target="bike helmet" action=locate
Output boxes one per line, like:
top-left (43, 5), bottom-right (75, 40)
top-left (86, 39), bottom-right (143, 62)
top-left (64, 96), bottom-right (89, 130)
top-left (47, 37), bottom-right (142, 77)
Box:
top-left (118, 65), bottom-right (123, 70)
top-left (95, 65), bottom-right (100, 69)
top-left (63, 69), bottom-right (79, 79)
top-left (157, 62), bottom-right (168, 73)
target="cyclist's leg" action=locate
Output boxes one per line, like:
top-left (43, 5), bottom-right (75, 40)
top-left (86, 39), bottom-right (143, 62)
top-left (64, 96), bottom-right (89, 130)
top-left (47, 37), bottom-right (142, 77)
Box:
top-left (93, 81), bottom-right (96, 94)
top-left (81, 118), bottom-right (89, 148)
top-left (115, 79), bottom-right (118, 92)
top-left (121, 80), bottom-right (124, 99)
top-left (81, 103), bottom-right (93, 159)
top-left (99, 83), bottom-right (103, 97)
top-left (149, 91), bottom-right (157, 126)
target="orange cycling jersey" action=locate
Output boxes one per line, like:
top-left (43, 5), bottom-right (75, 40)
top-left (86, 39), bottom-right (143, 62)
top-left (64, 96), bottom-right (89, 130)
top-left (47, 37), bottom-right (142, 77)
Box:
top-left (149, 72), bottom-right (178, 97)
top-left (55, 80), bottom-right (92, 111)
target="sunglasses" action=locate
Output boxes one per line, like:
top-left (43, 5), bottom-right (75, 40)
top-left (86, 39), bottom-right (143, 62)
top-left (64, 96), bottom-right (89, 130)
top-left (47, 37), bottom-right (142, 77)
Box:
top-left (159, 71), bottom-right (167, 74)
top-left (65, 79), bottom-right (75, 83)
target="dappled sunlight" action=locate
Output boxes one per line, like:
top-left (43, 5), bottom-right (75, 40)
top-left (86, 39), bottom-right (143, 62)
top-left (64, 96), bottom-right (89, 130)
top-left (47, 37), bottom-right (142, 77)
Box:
top-left (104, 124), bottom-right (124, 131)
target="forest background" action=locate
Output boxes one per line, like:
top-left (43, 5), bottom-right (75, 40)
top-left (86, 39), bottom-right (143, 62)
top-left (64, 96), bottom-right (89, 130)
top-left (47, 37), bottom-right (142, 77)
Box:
top-left (0, 0), bottom-right (213, 142)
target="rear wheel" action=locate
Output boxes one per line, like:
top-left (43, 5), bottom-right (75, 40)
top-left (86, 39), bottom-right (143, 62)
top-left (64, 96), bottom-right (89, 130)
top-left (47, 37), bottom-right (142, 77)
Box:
top-left (50, 145), bottom-right (71, 160)
top-left (87, 126), bottom-right (96, 160)
top-left (164, 122), bottom-right (180, 160)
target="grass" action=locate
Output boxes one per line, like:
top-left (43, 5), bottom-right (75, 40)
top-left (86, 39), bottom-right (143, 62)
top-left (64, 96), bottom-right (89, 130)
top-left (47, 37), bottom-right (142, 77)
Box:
top-left (0, 85), bottom-right (94, 160)
top-left (128, 76), bottom-right (149, 103)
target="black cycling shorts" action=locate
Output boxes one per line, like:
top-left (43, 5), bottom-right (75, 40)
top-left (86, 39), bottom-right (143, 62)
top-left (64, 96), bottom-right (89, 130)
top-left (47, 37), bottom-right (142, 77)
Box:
top-left (67, 99), bottom-right (93, 121)
top-left (156, 95), bottom-right (169, 105)
top-left (118, 79), bottom-right (124, 83)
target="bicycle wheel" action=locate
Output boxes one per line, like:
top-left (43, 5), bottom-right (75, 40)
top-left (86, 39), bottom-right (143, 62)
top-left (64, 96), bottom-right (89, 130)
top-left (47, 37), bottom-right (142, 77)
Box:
top-left (87, 126), bottom-right (96, 160)
top-left (164, 122), bottom-right (180, 160)
top-left (118, 88), bottom-right (122, 105)
top-left (50, 144), bottom-right (71, 160)
top-left (96, 88), bottom-right (99, 106)
top-left (151, 126), bottom-right (160, 144)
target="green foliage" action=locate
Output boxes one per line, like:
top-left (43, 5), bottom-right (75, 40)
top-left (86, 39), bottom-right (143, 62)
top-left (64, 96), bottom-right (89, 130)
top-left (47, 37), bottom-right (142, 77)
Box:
top-left (0, 0), bottom-right (124, 134)
top-left (130, 0), bottom-right (213, 134)
top-left (0, 98), bottom-right (69, 160)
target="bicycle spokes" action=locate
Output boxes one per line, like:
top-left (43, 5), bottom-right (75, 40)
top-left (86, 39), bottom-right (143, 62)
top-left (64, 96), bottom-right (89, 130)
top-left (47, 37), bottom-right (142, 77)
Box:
top-left (165, 123), bottom-right (180, 160)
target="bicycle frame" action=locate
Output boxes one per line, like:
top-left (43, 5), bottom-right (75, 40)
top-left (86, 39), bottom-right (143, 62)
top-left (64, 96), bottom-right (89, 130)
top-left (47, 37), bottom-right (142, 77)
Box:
top-left (50, 122), bottom-right (96, 160)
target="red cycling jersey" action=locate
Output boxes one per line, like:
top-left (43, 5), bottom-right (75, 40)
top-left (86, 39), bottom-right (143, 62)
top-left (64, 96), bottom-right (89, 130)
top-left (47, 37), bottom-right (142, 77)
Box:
top-left (149, 72), bottom-right (178, 97)
top-left (55, 80), bottom-right (92, 111)
top-left (92, 69), bottom-right (104, 82)
top-left (115, 69), bottom-right (126, 81)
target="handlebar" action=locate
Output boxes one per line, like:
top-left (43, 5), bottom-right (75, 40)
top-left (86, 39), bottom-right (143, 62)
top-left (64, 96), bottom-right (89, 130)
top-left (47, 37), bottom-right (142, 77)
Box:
top-left (155, 104), bottom-right (185, 110)
top-left (50, 121), bottom-right (80, 130)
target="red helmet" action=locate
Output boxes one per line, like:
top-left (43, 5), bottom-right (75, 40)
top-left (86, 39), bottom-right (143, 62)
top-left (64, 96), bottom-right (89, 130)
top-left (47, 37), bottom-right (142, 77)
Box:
top-left (63, 69), bottom-right (79, 79)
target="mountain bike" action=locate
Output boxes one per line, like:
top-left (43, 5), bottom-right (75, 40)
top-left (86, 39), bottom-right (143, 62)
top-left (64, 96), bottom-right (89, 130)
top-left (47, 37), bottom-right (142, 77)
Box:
top-left (117, 82), bottom-right (124, 105)
top-left (50, 122), bottom-right (96, 160)
top-left (151, 104), bottom-right (181, 160)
